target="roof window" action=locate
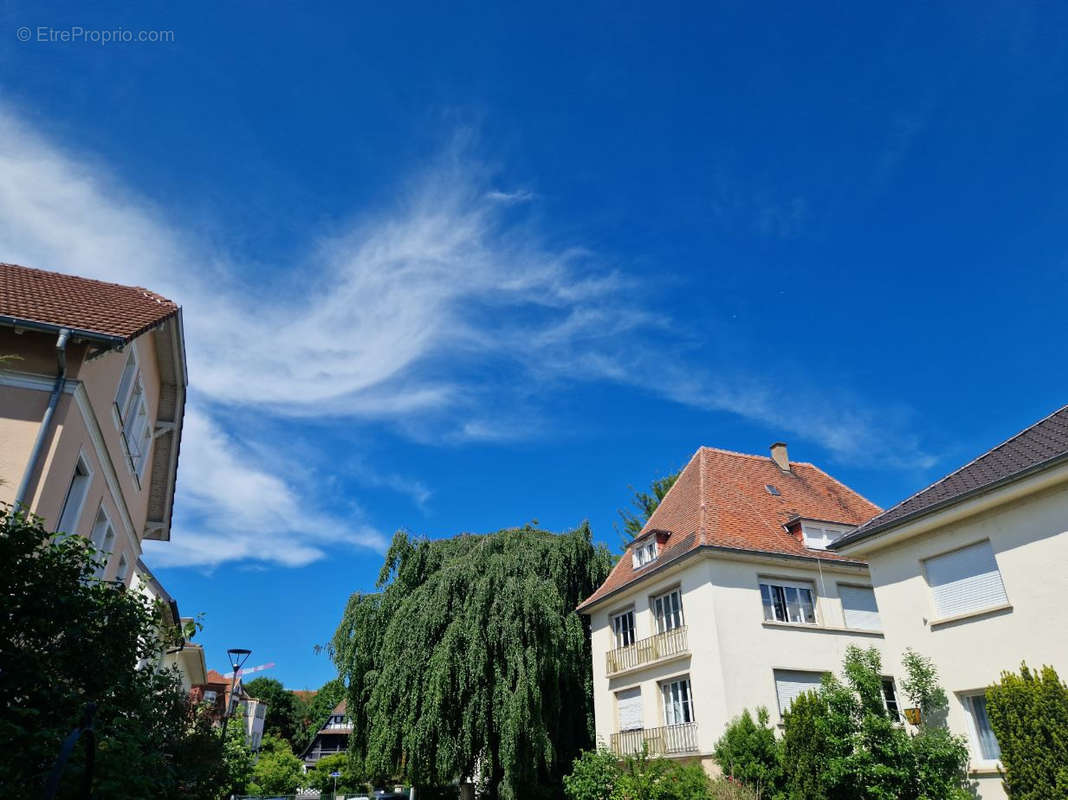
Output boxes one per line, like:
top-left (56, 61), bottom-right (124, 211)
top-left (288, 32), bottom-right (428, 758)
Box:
top-left (765, 484), bottom-right (781, 496)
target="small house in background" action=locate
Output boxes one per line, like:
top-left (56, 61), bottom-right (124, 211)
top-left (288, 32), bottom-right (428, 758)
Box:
top-left (301, 700), bottom-right (352, 770)
top-left (191, 669), bottom-right (269, 751)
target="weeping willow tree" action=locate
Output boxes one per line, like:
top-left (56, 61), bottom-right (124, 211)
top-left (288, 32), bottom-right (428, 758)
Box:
top-left (331, 523), bottom-right (614, 799)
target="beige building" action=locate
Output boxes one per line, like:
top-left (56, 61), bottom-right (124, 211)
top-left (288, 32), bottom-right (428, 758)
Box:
top-left (131, 558), bottom-right (208, 693)
top-left (0, 262), bottom-right (186, 585)
top-left (578, 444), bottom-right (891, 769)
top-left (830, 405), bottom-right (1068, 800)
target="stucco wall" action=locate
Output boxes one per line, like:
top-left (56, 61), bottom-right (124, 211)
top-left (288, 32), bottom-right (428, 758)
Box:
top-left (860, 481), bottom-right (1068, 800)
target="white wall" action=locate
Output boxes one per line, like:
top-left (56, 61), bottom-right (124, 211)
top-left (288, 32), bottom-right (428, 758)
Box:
top-left (859, 481), bottom-right (1068, 800)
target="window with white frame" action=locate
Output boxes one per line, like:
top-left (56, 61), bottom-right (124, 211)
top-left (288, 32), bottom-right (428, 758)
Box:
top-left (56, 456), bottom-right (92, 536)
top-left (800, 521), bottom-right (852, 550)
top-left (616, 687), bottom-right (643, 731)
top-left (612, 609), bottom-right (636, 648)
top-left (774, 669), bottom-right (824, 714)
top-left (662, 677), bottom-right (694, 725)
top-left (114, 348), bottom-right (153, 481)
top-left (631, 538), bottom-right (658, 569)
top-left (89, 506), bottom-right (116, 578)
top-left (760, 579), bottom-right (817, 624)
top-left (882, 677), bottom-right (901, 721)
top-left (652, 588), bottom-right (684, 633)
top-left (924, 540), bottom-right (1008, 620)
top-left (839, 584), bottom-right (882, 630)
top-left (962, 692), bottom-right (1001, 761)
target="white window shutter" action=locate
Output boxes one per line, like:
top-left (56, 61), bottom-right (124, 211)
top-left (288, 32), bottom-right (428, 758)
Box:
top-left (840, 585), bottom-right (882, 630)
top-left (925, 541), bottom-right (1008, 619)
top-left (774, 670), bottom-right (823, 714)
top-left (617, 688), bottom-right (643, 731)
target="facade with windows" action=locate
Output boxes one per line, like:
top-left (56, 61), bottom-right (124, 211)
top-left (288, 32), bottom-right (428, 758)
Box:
top-left (0, 263), bottom-right (187, 587)
top-left (831, 405), bottom-right (1068, 800)
top-left (300, 701), bottom-right (353, 770)
top-left (579, 443), bottom-right (886, 771)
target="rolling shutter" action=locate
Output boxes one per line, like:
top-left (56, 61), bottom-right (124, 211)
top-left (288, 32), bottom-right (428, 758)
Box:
top-left (774, 670), bottom-right (823, 714)
top-left (617, 688), bottom-right (643, 731)
top-left (840, 585), bottom-right (882, 630)
top-left (924, 541), bottom-right (1008, 619)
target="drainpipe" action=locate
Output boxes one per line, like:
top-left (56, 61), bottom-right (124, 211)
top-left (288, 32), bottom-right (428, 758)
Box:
top-left (13, 328), bottom-right (72, 511)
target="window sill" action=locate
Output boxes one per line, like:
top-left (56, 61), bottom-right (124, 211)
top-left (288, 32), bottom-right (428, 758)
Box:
top-left (968, 762), bottom-right (1003, 777)
top-left (928, 603), bottom-right (1013, 630)
top-left (762, 621), bottom-right (884, 637)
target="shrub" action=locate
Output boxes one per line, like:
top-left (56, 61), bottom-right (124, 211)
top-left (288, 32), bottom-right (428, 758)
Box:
top-left (712, 708), bottom-right (781, 798)
top-left (564, 746), bottom-right (726, 800)
top-left (986, 663), bottom-right (1068, 800)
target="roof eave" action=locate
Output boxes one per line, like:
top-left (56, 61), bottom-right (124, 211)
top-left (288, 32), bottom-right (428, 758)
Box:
top-left (830, 450), bottom-right (1068, 552)
top-left (0, 314), bottom-right (127, 347)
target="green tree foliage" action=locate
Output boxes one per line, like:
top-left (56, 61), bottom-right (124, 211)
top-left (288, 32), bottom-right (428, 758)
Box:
top-left (243, 676), bottom-right (305, 751)
top-left (564, 748), bottom-right (758, 800)
top-left (617, 471), bottom-right (680, 543)
top-left (0, 507), bottom-right (229, 799)
top-left (221, 722), bottom-right (255, 797)
top-left (306, 752), bottom-right (365, 796)
top-left (331, 524), bottom-right (614, 800)
top-left (248, 733), bottom-right (304, 795)
top-left (713, 709), bottom-right (781, 798)
top-left (720, 647), bottom-right (970, 800)
top-left (986, 663), bottom-right (1068, 799)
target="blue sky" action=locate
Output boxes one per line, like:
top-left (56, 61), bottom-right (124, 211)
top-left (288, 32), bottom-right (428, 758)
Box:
top-left (2, 1), bottom-right (1066, 689)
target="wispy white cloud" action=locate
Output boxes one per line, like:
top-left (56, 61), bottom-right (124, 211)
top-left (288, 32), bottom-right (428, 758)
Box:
top-left (0, 105), bottom-right (935, 568)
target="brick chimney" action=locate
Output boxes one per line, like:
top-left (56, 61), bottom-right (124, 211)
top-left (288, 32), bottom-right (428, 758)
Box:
top-left (770, 442), bottom-right (790, 472)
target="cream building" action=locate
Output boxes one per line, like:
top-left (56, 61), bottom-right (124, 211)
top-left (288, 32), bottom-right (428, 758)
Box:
top-left (578, 444), bottom-right (891, 769)
top-left (830, 405), bottom-right (1068, 800)
top-left (131, 558), bottom-right (208, 693)
top-left (0, 262), bottom-right (186, 585)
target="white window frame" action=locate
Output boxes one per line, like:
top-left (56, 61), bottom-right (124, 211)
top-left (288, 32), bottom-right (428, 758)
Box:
top-left (89, 504), bottom-right (116, 579)
top-left (800, 521), bottom-right (853, 550)
top-left (838, 583), bottom-right (883, 631)
top-left (631, 538), bottom-right (658, 569)
top-left (760, 578), bottom-right (818, 625)
top-left (651, 587), bottom-right (684, 633)
top-left (661, 676), bottom-right (695, 726)
top-left (922, 540), bottom-right (1009, 622)
top-left (112, 347), bottom-right (152, 486)
top-left (960, 691), bottom-right (1002, 765)
top-left (611, 607), bottom-right (637, 648)
top-left (56, 453), bottom-right (93, 536)
top-left (881, 677), bottom-right (901, 722)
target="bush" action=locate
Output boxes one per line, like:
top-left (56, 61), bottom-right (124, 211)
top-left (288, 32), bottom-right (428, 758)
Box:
top-left (716, 647), bottom-right (970, 800)
top-left (563, 747), bottom-right (744, 800)
top-left (986, 663), bottom-right (1068, 800)
top-left (712, 709), bottom-right (781, 798)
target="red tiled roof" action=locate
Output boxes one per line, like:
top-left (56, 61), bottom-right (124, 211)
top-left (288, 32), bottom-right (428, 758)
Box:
top-left (332, 699), bottom-right (347, 714)
top-left (204, 669), bottom-right (230, 685)
top-left (833, 405), bottom-right (1068, 549)
top-left (577, 447), bottom-right (880, 611)
top-left (0, 262), bottom-right (178, 342)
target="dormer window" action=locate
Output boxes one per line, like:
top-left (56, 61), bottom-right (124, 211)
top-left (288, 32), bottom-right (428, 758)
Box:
top-left (631, 539), bottom-right (658, 569)
top-left (800, 521), bottom-right (853, 550)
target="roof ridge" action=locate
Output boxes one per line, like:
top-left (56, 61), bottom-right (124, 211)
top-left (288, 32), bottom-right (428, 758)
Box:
top-left (0, 262), bottom-right (177, 307)
top-left (635, 448), bottom-right (701, 544)
top-left (855, 404), bottom-right (1068, 532)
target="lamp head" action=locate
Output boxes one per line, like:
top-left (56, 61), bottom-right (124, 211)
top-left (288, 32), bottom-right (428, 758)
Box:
top-left (227, 648), bottom-right (252, 671)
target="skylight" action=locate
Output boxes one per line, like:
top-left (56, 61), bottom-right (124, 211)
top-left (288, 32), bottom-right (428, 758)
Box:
top-left (765, 484), bottom-right (781, 496)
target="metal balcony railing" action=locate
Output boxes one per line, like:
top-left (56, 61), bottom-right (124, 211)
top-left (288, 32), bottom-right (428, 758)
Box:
top-left (610, 722), bottom-right (699, 756)
top-left (606, 625), bottom-right (688, 675)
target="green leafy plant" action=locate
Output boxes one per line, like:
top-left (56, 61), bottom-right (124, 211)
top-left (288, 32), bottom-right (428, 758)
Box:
top-left (0, 506), bottom-right (230, 799)
top-left (331, 524), bottom-right (614, 800)
top-left (712, 708), bottom-right (782, 798)
top-left (248, 733), bottom-right (304, 795)
top-left (617, 471), bottom-right (680, 543)
top-left (986, 663), bottom-right (1068, 800)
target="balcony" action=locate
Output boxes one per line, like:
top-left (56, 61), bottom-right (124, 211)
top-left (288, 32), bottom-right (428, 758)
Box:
top-left (610, 722), bottom-right (699, 756)
top-left (606, 626), bottom-right (689, 676)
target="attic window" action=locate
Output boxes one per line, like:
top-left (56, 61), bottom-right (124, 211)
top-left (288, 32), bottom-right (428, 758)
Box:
top-left (631, 539), bottom-right (658, 570)
top-left (765, 484), bottom-right (781, 496)
top-left (800, 521), bottom-right (853, 550)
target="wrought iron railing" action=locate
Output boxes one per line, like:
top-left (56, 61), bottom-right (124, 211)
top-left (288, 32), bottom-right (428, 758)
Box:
top-left (606, 625), bottom-right (688, 674)
top-left (610, 722), bottom-right (699, 756)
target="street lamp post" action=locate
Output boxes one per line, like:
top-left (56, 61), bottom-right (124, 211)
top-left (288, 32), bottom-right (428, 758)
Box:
top-left (220, 648), bottom-right (252, 743)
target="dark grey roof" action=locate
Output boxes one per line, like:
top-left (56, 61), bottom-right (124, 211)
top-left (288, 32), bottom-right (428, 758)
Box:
top-left (831, 405), bottom-right (1068, 549)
